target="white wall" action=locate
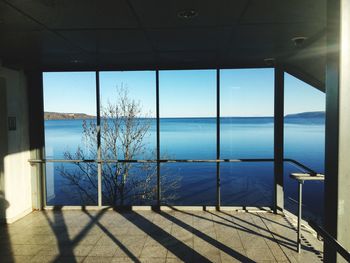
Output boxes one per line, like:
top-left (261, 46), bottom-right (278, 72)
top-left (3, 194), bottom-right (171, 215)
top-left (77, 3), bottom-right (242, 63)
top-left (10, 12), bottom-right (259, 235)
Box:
top-left (0, 66), bottom-right (32, 223)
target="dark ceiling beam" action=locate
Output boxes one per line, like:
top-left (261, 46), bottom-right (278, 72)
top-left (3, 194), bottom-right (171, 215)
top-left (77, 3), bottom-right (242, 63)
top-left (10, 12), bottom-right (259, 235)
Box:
top-left (40, 62), bottom-right (272, 73)
top-left (42, 21), bottom-right (317, 32)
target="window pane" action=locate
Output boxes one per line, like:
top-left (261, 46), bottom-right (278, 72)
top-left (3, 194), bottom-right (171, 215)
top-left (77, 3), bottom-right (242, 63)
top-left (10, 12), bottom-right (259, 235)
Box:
top-left (284, 73), bottom-right (325, 223)
top-left (43, 72), bottom-right (97, 159)
top-left (220, 69), bottom-right (274, 158)
top-left (284, 73), bottom-right (325, 171)
top-left (46, 162), bottom-right (98, 206)
top-left (159, 70), bottom-right (216, 206)
top-left (159, 70), bottom-right (216, 159)
top-left (220, 162), bottom-right (274, 207)
top-left (219, 69), bottom-right (274, 207)
top-left (102, 163), bottom-right (157, 206)
top-left (161, 163), bottom-right (216, 206)
top-left (100, 71), bottom-right (156, 160)
top-left (99, 71), bottom-right (156, 206)
top-left (43, 72), bottom-right (97, 206)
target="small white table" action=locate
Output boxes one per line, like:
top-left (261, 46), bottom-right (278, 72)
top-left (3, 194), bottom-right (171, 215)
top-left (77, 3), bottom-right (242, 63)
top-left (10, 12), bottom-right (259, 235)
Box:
top-left (290, 173), bottom-right (325, 253)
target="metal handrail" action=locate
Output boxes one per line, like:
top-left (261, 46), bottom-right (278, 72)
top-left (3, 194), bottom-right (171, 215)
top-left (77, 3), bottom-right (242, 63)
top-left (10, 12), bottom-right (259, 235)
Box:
top-left (28, 157), bottom-right (316, 171)
top-left (29, 158), bottom-right (275, 163)
top-left (309, 221), bottom-right (350, 262)
top-left (284, 158), bottom-right (318, 175)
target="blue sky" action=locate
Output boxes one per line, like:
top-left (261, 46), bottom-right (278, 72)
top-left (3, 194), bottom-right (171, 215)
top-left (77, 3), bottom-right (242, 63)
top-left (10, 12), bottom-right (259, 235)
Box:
top-left (43, 69), bottom-right (325, 117)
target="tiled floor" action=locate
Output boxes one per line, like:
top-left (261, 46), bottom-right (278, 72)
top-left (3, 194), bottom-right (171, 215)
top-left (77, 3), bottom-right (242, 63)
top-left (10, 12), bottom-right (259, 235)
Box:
top-left (0, 209), bottom-right (323, 262)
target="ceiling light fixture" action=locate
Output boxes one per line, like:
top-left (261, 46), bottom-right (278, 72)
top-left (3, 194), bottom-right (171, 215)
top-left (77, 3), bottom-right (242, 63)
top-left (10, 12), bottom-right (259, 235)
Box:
top-left (177, 9), bottom-right (198, 20)
top-left (291, 36), bottom-right (307, 47)
top-left (70, 59), bottom-right (82, 64)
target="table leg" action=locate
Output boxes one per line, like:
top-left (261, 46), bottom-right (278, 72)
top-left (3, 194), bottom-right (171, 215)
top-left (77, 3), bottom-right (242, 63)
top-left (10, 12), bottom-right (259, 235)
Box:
top-left (297, 181), bottom-right (303, 253)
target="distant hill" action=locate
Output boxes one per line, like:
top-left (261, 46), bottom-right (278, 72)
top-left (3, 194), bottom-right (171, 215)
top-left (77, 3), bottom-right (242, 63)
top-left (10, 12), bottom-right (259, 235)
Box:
top-left (285, 111), bottom-right (325, 118)
top-left (44, 112), bottom-right (95, 120)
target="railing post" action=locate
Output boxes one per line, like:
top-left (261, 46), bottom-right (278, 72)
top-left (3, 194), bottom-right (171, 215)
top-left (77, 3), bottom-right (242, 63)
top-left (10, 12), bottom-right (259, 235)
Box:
top-left (274, 66), bottom-right (284, 213)
top-left (297, 180), bottom-right (303, 253)
top-left (96, 71), bottom-right (102, 207)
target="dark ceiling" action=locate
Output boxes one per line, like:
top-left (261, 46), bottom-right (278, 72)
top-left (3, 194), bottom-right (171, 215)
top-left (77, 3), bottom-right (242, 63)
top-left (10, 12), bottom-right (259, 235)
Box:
top-left (0, 0), bottom-right (326, 89)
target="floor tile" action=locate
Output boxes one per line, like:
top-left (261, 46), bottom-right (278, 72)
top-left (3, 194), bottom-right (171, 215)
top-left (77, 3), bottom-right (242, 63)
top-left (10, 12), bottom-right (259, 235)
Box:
top-left (1, 210), bottom-right (324, 263)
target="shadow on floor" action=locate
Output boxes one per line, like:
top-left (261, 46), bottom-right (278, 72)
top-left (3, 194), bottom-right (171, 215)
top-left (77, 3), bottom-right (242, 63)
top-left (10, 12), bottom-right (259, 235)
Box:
top-left (154, 210), bottom-right (256, 262)
top-left (117, 210), bottom-right (214, 262)
top-left (37, 207), bottom-right (323, 262)
top-left (166, 206), bottom-right (297, 251)
top-left (43, 206), bottom-right (143, 263)
top-left (0, 191), bottom-right (13, 262)
top-left (82, 209), bottom-right (140, 262)
top-left (42, 207), bottom-right (257, 262)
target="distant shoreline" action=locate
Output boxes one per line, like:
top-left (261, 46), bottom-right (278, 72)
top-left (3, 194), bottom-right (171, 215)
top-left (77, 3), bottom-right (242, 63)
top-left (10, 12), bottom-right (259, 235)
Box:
top-left (284, 111), bottom-right (324, 118)
top-left (44, 111), bottom-right (325, 120)
top-left (44, 112), bottom-right (95, 120)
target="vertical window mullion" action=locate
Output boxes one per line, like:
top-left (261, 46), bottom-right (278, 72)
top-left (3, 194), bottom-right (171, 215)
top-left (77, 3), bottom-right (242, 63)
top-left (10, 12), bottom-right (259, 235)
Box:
top-left (96, 71), bottom-right (102, 207)
top-left (216, 69), bottom-right (221, 209)
top-left (274, 66), bottom-right (284, 213)
top-left (156, 70), bottom-right (161, 207)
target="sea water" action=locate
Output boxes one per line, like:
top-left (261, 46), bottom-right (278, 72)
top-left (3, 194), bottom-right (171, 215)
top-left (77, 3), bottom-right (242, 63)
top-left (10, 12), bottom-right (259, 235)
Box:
top-left (44, 117), bottom-right (324, 222)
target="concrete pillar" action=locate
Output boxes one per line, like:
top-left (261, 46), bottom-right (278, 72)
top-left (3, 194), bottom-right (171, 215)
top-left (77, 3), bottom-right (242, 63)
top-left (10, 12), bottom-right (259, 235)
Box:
top-left (26, 71), bottom-right (45, 210)
top-left (274, 66), bottom-right (284, 213)
top-left (0, 67), bottom-right (32, 223)
top-left (324, 0), bottom-right (350, 262)
top-left (0, 77), bottom-right (9, 220)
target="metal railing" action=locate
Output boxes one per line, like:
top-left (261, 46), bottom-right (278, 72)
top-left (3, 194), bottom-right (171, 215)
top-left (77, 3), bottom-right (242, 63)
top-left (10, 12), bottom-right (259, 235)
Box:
top-left (28, 157), bottom-right (317, 172)
top-left (309, 221), bottom-right (350, 262)
top-left (30, 156), bottom-right (329, 253)
top-left (29, 157), bottom-right (317, 208)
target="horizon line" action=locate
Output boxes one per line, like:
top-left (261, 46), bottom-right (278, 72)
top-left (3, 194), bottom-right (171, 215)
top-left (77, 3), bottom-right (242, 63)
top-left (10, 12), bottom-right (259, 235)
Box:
top-left (44, 110), bottom-right (325, 118)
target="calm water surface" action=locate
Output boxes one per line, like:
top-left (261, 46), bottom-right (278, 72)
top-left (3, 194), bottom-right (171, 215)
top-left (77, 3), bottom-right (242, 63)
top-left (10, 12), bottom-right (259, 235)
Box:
top-left (45, 117), bottom-right (325, 222)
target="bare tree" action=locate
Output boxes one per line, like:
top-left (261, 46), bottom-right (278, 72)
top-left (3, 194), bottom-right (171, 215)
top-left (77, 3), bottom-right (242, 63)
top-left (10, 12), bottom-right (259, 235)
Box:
top-left (57, 86), bottom-right (180, 206)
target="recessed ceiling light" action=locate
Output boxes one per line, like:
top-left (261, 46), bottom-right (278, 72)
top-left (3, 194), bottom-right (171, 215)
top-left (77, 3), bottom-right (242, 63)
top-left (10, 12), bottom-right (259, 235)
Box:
top-left (177, 9), bottom-right (198, 20)
top-left (70, 59), bottom-right (82, 64)
top-left (291, 36), bottom-right (307, 47)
